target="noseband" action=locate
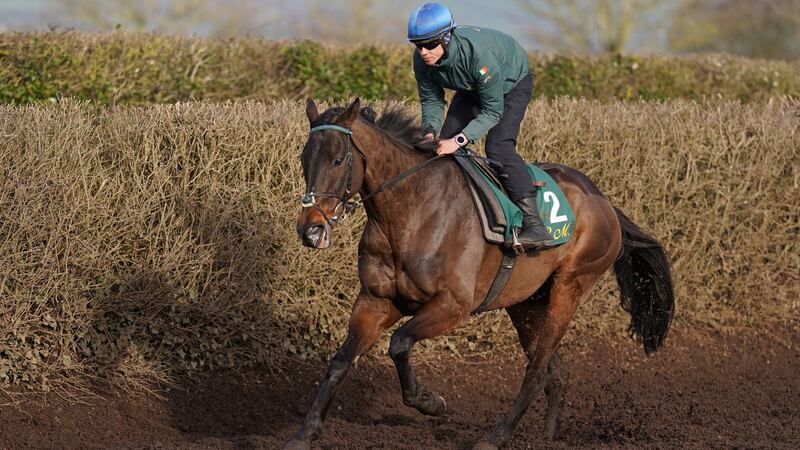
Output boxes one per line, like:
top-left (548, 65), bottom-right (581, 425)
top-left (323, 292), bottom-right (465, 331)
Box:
top-left (301, 124), bottom-right (365, 227)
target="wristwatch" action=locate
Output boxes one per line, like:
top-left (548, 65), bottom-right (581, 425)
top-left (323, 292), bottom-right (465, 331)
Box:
top-left (455, 133), bottom-right (468, 147)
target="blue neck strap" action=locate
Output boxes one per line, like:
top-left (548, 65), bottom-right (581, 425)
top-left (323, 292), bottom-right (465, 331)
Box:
top-left (310, 124), bottom-right (352, 135)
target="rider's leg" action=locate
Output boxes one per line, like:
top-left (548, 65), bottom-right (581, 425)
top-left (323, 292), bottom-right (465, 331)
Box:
top-left (484, 72), bottom-right (553, 250)
top-left (441, 76), bottom-right (552, 249)
top-left (515, 195), bottom-right (555, 250)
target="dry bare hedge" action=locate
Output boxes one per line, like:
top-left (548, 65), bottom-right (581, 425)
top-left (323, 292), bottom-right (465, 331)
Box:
top-left (0, 98), bottom-right (797, 392)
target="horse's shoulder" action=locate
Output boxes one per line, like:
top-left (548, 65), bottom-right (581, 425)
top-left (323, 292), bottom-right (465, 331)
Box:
top-left (358, 227), bottom-right (396, 300)
top-left (358, 222), bottom-right (394, 268)
top-left (360, 221), bottom-right (390, 249)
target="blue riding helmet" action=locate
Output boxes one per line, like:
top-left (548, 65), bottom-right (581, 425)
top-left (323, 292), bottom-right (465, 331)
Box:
top-left (407, 2), bottom-right (455, 42)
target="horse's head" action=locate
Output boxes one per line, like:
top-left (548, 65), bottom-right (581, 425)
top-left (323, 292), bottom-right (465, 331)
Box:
top-left (297, 97), bottom-right (367, 249)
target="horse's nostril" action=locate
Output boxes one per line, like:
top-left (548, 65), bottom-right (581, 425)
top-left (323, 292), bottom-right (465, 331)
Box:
top-left (306, 225), bottom-right (324, 238)
top-left (301, 224), bottom-right (325, 246)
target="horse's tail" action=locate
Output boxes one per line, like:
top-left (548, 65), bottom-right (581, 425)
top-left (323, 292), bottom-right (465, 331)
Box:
top-left (613, 207), bottom-right (675, 354)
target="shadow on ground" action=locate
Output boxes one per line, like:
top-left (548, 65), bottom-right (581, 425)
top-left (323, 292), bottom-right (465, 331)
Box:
top-left (1, 328), bottom-right (798, 449)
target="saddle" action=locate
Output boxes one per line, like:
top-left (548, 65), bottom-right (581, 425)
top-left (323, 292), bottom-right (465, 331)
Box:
top-left (452, 149), bottom-right (576, 314)
top-left (453, 149), bottom-right (543, 248)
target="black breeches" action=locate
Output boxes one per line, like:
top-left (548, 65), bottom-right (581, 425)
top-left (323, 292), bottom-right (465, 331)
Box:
top-left (439, 72), bottom-right (535, 202)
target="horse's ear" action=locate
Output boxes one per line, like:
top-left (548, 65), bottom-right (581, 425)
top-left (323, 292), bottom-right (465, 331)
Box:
top-left (306, 97), bottom-right (319, 123)
top-left (339, 98), bottom-right (361, 127)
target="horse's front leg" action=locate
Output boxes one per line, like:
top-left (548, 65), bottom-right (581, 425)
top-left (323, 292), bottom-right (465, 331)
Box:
top-left (284, 295), bottom-right (401, 450)
top-left (389, 291), bottom-right (466, 417)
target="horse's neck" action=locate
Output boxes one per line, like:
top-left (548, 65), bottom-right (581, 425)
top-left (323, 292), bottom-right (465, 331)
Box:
top-left (355, 122), bottom-right (441, 225)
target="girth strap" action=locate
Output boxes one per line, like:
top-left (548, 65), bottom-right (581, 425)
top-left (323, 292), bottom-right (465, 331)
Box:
top-left (472, 250), bottom-right (517, 315)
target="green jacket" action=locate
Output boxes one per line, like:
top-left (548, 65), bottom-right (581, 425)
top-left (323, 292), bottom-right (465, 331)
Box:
top-left (413, 26), bottom-right (531, 142)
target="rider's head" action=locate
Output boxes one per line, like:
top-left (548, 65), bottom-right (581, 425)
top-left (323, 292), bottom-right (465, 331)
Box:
top-left (407, 3), bottom-right (455, 65)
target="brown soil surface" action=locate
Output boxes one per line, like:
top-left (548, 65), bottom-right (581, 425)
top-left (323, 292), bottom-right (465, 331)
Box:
top-left (1, 328), bottom-right (798, 449)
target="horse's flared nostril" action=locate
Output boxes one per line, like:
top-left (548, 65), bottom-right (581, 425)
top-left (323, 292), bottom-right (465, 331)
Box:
top-left (301, 224), bottom-right (325, 247)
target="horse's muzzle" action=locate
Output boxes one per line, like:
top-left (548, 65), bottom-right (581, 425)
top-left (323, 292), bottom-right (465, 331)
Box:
top-left (299, 223), bottom-right (332, 249)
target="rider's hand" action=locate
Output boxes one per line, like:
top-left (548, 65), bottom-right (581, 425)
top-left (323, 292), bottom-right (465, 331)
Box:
top-left (420, 132), bottom-right (435, 144)
top-left (435, 137), bottom-right (461, 155)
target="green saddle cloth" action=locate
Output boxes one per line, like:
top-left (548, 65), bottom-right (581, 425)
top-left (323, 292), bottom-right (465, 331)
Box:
top-left (461, 151), bottom-right (576, 245)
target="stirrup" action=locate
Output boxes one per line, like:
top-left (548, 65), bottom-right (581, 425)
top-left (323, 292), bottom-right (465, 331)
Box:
top-left (511, 228), bottom-right (525, 256)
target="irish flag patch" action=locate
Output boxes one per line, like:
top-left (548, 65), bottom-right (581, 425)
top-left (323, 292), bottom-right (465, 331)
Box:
top-left (479, 66), bottom-right (489, 76)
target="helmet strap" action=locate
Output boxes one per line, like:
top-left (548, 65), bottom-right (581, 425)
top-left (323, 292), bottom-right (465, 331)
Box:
top-left (440, 29), bottom-right (453, 58)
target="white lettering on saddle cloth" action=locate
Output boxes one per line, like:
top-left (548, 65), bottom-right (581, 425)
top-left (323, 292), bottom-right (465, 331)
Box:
top-left (542, 190), bottom-right (573, 241)
top-left (544, 191), bottom-right (568, 223)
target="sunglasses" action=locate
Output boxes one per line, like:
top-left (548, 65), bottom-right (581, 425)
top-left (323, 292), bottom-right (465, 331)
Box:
top-left (414, 40), bottom-right (441, 51)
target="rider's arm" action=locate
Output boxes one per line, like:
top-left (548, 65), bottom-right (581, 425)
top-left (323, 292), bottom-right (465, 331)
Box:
top-left (413, 52), bottom-right (446, 135)
top-left (461, 54), bottom-right (504, 143)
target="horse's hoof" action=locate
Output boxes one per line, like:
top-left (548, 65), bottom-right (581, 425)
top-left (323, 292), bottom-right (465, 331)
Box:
top-left (543, 422), bottom-right (560, 441)
top-left (418, 391), bottom-right (447, 416)
top-left (283, 438), bottom-right (311, 450)
top-left (472, 441), bottom-right (499, 450)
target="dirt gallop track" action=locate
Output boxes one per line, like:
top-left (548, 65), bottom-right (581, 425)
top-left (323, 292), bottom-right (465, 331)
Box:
top-left (1, 328), bottom-right (798, 449)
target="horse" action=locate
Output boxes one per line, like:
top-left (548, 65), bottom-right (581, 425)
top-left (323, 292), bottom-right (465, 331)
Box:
top-left (286, 98), bottom-right (674, 450)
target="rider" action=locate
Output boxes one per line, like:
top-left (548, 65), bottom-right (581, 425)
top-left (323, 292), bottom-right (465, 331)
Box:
top-left (407, 2), bottom-right (553, 250)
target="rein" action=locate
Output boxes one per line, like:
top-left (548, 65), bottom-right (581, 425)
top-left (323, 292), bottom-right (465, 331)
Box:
top-left (301, 124), bottom-right (446, 226)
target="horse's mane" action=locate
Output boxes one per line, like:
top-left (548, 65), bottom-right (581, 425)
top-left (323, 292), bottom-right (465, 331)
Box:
top-left (312, 103), bottom-right (437, 153)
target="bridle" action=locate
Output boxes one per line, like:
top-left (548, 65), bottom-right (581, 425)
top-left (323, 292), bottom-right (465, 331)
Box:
top-left (300, 123), bottom-right (446, 226)
top-left (301, 124), bottom-right (364, 227)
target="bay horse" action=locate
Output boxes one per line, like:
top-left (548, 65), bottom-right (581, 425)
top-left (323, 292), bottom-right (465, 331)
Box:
top-left (287, 98), bottom-right (674, 449)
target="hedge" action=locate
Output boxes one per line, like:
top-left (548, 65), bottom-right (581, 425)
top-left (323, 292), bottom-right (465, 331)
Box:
top-left (1, 31), bottom-right (798, 105)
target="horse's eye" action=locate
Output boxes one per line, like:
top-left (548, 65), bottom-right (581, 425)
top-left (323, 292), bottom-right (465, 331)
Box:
top-left (333, 158), bottom-right (343, 166)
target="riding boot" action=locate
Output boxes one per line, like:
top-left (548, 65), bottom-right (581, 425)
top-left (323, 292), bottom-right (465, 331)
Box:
top-left (514, 195), bottom-right (556, 251)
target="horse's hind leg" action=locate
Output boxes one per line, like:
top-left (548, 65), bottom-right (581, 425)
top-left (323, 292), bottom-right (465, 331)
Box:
top-left (389, 292), bottom-right (465, 417)
top-left (543, 349), bottom-right (566, 440)
top-left (504, 278), bottom-right (566, 440)
top-left (474, 271), bottom-right (600, 450)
